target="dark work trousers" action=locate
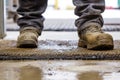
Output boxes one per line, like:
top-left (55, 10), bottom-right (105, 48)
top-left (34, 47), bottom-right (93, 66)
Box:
top-left (17, 0), bottom-right (105, 35)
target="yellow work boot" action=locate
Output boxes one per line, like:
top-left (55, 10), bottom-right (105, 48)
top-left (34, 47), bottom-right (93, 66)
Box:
top-left (78, 24), bottom-right (114, 50)
top-left (17, 27), bottom-right (39, 48)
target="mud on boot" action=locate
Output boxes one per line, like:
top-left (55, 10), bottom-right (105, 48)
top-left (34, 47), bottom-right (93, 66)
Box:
top-left (78, 24), bottom-right (114, 50)
top-left (17, 27), bottom-right (39, 48)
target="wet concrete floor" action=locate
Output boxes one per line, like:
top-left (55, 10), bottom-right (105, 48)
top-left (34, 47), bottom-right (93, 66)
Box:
top-left (0, 60), bottom-right (120, 80)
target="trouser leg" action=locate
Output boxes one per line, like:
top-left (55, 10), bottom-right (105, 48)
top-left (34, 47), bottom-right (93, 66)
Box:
top-left (73, 0), bottom-right (105, 31)
top-left (17, 0), bottom-right (48, 35)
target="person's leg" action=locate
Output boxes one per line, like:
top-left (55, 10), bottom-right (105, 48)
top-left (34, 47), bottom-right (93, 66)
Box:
top-left (73, 0), bottom-right (114, 50)
top-left (17, 0), bottom-right (48, 48)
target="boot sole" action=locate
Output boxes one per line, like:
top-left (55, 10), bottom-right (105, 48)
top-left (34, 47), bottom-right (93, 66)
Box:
top-left (87, 43), bottom-right (113, 50)
top-left (78, 38), bottom-right (114, 50)
top-left (17, 40), bottom-right (38, 48)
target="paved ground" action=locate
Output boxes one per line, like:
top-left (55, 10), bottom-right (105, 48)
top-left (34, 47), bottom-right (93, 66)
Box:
top-left (0, 60), bottom-right (120, 80)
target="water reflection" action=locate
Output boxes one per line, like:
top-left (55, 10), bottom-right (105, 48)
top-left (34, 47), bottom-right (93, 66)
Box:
top-left (77, 72), bottom-right (103, 80)
top-left (0, 61), bottom-right (120, 80)
top-left (19, 65), bottom-right (42, 80)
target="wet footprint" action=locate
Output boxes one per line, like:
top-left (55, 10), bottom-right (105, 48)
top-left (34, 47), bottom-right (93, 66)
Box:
top-left (19, 65), bottom-right (42, 80)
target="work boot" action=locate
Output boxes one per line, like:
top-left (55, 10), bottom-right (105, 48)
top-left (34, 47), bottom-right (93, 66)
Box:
top-left (17, 27), bottom-right (39, 48)
top-left (78, 24), bottom-right (114, 50)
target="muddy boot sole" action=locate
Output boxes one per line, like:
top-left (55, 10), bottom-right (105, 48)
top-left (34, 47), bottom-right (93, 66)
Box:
top-left (87, 40), bottom-right (114, 50)
top-left (17, 40), bottom-right (38, 48)
top-left (78, 38), bottom-right (113, 50)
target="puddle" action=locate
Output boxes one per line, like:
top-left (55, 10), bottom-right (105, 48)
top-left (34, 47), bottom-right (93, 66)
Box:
top-left (0, 60), bottom-right (120, 80)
